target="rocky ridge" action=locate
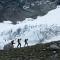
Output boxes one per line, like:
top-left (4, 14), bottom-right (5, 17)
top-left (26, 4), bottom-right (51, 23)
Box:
top-left (0, 41), bottom-right (60, 60)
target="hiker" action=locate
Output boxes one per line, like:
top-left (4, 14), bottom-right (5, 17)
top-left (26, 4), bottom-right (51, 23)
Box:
top-left (11, 40), bottom-right (15, 48)
top-left (24, 39), bottom-right (28, 47)
top-left (17, 38), bottom-right (21, 48)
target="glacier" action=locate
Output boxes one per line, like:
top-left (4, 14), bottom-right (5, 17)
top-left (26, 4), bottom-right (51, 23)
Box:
top-left (0, 5), bottom-right (60, 50)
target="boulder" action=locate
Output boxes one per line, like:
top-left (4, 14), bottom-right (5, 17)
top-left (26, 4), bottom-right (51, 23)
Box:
top-left (50, 44), bottom-right (60, 50)
top-left (3, 43), bottom-right (13, 50)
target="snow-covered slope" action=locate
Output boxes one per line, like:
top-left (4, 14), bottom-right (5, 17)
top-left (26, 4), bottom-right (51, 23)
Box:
top-left (0, 6), bottom-right (60, 50)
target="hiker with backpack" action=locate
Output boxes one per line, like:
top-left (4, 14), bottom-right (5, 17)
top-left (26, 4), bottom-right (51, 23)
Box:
top-left (11, 40), bottom-right (15, 48)
top-left (17, 38), bottom-right (21, 48)
top-left (24, 39), bottom-right (28, 47)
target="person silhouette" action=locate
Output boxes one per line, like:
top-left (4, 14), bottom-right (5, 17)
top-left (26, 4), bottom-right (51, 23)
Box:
top-left (11, 40), bottom-right (15, 48)
top-left (17, 38), bottom-right (21, 48)
top-left (24, 39), bottom-right (28, 47)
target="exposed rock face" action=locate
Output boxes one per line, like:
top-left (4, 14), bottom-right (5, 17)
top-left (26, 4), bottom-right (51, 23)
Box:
top-left (0, 0), bottom-right (59, 24)
top-left (3, 43), bottom-right (13, 50)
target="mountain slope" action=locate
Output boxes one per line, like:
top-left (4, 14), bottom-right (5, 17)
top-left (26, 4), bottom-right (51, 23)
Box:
top-left (0, 41), bottom-right (60, 60)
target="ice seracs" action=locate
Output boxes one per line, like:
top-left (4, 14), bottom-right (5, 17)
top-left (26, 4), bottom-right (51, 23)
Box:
top-left (0, 5), bottom-right (60, 49)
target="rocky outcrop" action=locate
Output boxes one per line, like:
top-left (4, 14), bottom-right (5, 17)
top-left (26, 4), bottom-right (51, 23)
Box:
top-left (0, 0), bottom-right (59, 24)
top-left (3, 43), bottom-right (13, 50)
